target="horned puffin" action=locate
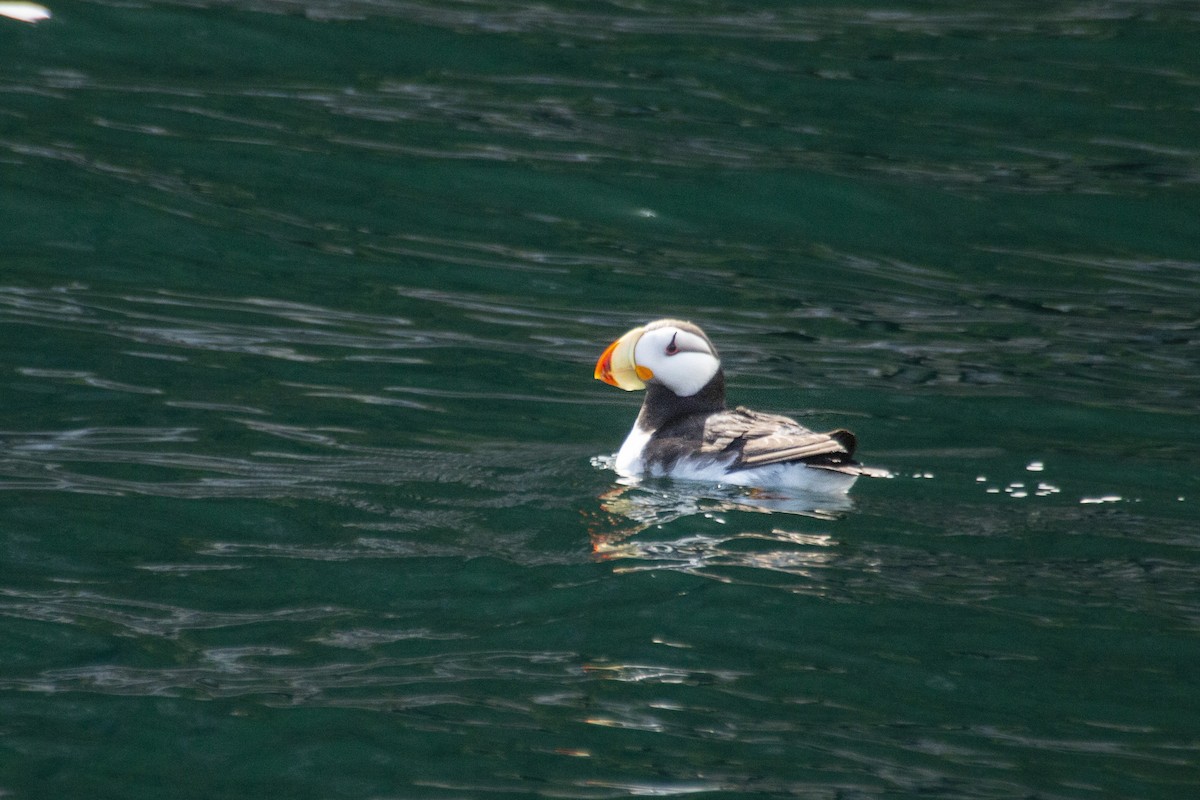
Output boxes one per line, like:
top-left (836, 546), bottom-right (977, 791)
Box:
top-left (594, 319), bottom-right (884, 493)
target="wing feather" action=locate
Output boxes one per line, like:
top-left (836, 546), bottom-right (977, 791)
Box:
top-left (698, 406), bottom-right (857, 469)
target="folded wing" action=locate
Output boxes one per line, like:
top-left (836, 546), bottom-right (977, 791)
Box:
top-left (701, 406), bottom-right (862, 472)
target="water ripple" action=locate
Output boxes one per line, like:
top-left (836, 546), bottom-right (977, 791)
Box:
top-left (0, 647), bottom-right (584, 705)
top-left (6, 2), bottom-right (1198, 199)
top-left (0, 588), bottom-right (344, 639)
top-left (0, 422), bottom-right (586, 505)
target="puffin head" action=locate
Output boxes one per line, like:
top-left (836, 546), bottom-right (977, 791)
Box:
top-left (594, 319), bottom-right (721, 398)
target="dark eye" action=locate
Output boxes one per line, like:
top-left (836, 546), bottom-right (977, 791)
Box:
top-left (665, 333), bottom-right (679, 355)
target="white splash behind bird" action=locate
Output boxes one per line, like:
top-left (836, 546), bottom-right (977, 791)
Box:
top-left (594, 319), bottom-right (887, 493)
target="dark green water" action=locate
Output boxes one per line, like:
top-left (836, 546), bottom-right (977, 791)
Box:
top-left (2, 2), bottom-right (1199, 797)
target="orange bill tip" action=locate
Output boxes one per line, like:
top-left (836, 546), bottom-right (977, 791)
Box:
top-left (594, 337), bottom-right (621, 384)
top-left (593, 326), bottom-right (647, 391)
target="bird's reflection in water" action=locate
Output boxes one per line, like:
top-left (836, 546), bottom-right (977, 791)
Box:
top-left (589, 463), bottom-right (855, 586)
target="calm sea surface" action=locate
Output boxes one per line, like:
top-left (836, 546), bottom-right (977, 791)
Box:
top-left (2, 1), bottom-right (1199, 797)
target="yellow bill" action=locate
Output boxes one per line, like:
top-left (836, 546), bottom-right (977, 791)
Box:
top-left (594, 326), bottom-right (653, 390)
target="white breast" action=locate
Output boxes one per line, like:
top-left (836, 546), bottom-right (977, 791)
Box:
top-left (613, 426), bottom-right (653, 477)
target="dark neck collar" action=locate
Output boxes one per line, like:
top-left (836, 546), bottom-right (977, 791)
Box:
top-left (635, 370), bottom-right (726, 431)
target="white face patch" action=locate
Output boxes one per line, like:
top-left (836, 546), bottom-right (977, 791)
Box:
top-left (633, 326), bottom-right (720, 397)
